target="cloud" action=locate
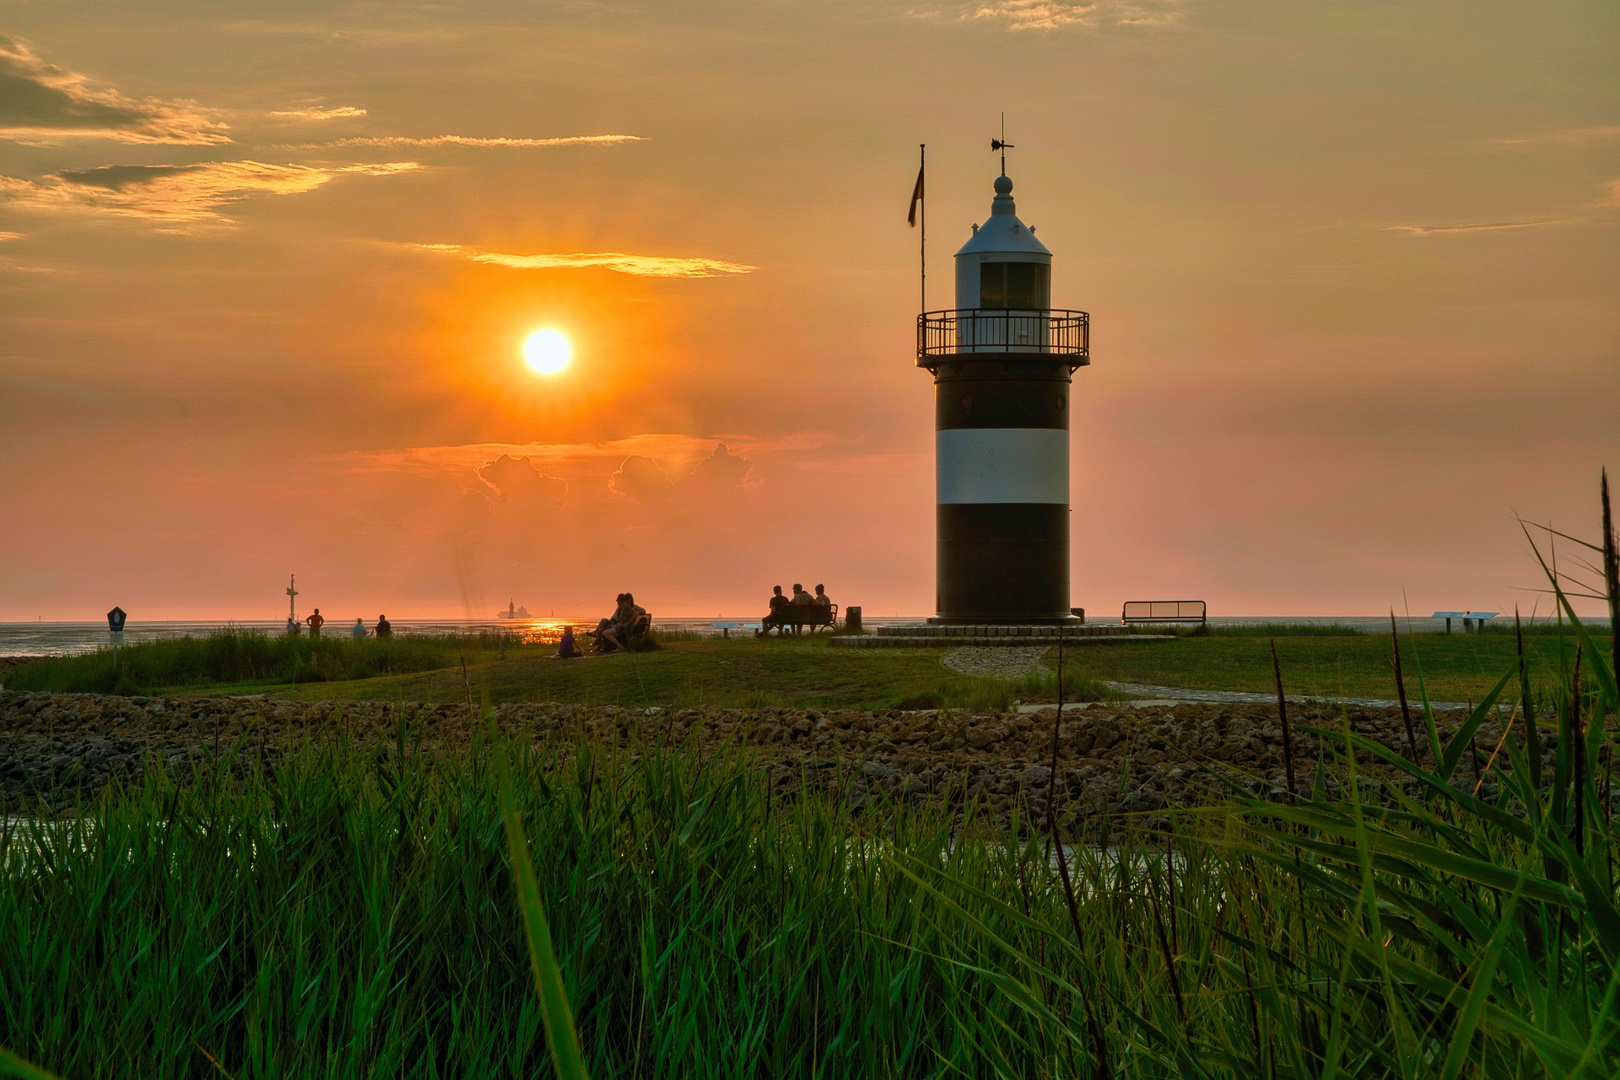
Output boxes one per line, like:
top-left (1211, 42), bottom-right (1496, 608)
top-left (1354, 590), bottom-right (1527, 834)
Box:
top-left (309, 134), bottom-right (643, 149)
top-left (969, 0), bottom-right (1182, 30)
top-left (270, 105), bottom-right (367, 121)
top-left (476, 454), bottom-right (567, 505)
top-left (685, 443), bottom-right (760, 493)
top-left (1601, 180), bottom-right (1620, 209)
top-left (0, 36), bottom-right (229, 145)
top-left (0, 160), bottom-right (418, 223)
top-left (329, 433), bottom-right (835, 478)
top-left (609, 456), bottom-right (674, 501)
top-left (1496, 125), bottom-right (1620, 148)
top-left (0, 231), bottom-right (21, 242)
top-left (1386, 218), bottom-right (1562, 236)
top-left (420, 243), bottom-right (755, 278)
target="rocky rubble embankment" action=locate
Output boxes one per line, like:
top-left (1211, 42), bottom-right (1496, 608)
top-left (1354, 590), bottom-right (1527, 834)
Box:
top-left (1, 689), bottom-right (1518, 827)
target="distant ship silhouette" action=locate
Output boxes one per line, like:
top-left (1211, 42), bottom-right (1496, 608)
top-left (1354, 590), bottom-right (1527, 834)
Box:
top-left (497, 600), bottom-right (531, 619)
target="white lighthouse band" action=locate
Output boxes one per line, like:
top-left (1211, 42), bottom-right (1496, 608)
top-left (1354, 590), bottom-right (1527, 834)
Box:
top-left (916, 171), bottom-right (1089, 624)
top-left (935, 427), bottom-right (1068, 505)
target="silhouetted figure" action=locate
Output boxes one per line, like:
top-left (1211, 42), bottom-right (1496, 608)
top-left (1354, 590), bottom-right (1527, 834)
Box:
top-left (557, 626), bottom-right (580, 659)
top-left (758, 586), bottom-right (790, 636)
top-left (306, 609), bottom-right (324, 637)
top-left (790, 583), bottom-right (812, 606)
top-left (351, 617), bottom-right (366, 639)
top-left (592, 593), bottom-right (628, 652)
top-left (813, 584), bottom-right (832, 608)
top-left (602, 592), bottom-right (646, 652)
top-left (285, 616), bottom-right (299, 636)
top-left (376, 615), bottom-right (392, 638)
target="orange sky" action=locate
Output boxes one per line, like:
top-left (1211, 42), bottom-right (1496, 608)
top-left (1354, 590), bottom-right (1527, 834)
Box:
top-left (1, 2), bottom-right (1616, 621)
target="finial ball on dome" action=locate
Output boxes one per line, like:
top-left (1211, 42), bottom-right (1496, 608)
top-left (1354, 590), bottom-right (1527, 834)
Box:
top-left (993, 174), bottom-right (1014, 195)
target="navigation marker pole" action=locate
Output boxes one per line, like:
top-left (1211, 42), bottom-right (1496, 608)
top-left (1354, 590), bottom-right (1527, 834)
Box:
top-left (909, 144), bottom-right (926, 314)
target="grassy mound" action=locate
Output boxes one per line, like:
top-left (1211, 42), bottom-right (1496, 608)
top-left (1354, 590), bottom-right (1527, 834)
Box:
top-left (3, 629), bottom-right (516, 695)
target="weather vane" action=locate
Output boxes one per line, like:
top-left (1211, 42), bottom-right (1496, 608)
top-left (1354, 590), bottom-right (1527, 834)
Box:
top-left (990, 112), bottom-right (1014, 176)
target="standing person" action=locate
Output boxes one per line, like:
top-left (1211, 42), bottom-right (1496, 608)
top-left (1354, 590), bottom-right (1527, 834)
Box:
top-left (306, 608), bottom-right (324, 637)
top-left (285, 615), bottom-right (299, 636)
top-left (376, 614), bottom-right (392, 638)
top-left (351, 618), bottom-right (366, 639)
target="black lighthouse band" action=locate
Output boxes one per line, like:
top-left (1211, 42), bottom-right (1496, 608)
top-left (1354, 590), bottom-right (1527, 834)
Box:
top-left (933, 357), bottom-right (1072, 622)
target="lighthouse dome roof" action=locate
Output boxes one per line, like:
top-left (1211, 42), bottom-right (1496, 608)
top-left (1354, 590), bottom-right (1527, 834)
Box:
top-left (955, 173), bottom-right (1051, 257)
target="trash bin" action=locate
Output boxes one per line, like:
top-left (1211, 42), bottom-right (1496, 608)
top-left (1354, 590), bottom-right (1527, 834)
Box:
top-left (845, 606), bottom-right (862, 633)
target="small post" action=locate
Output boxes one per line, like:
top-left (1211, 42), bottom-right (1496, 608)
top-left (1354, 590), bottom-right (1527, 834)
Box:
top-left (107, 606), bottom-right (127, 685)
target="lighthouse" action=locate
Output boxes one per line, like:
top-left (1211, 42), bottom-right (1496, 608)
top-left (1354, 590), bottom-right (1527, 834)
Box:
top-left (916, 171), bottom-right (1089, 624)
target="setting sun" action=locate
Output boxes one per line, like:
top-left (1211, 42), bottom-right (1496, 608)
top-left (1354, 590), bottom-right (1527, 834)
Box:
top-left (522, 328), bottom-right (572, 375)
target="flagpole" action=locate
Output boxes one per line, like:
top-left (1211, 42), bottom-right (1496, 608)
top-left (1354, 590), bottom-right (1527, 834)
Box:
top-left (919, 143), bottom-right (926, 315)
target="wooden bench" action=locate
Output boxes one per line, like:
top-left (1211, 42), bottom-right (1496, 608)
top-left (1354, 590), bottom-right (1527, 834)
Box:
top-left (762, 604), bottom-right (838, 636)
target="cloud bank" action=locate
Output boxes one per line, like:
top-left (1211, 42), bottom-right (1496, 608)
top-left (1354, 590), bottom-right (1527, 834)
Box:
top-left (0, 160), bottom-right (418, 222)
top-left (0, 36), bottom-right (229, 145)
top-left (1387, 218), bottom-right (1561, 236)
top-left (970, 0), bottom-right (1182, 30)
top-left (270, 105), bottom-right (368, 121)
top-left (421, 242), bottom-right (754, 278)
top-left (313, 134), bottom-right (644, 149)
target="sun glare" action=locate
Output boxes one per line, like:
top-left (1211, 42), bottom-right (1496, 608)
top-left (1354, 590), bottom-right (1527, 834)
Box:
top-left (522, 328), bottom-right (572, 375)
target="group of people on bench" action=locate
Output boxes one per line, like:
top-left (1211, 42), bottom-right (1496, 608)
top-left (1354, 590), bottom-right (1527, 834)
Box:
top-left (758, 583), bottom-right (834, 636)
top-left (565, 591), bottom-right (646, 656)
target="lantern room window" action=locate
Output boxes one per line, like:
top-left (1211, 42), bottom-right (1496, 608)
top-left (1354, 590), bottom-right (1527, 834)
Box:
top-left (979, 262), bottom-right (1049, 311)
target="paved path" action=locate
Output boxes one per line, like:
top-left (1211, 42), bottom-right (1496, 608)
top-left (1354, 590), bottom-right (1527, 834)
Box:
top-left (1098, 681), bottom-right (1468, 710)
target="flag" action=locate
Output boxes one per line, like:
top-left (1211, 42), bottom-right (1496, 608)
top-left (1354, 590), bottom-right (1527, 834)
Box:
top-left (907, 163), bottom-right (924, 227)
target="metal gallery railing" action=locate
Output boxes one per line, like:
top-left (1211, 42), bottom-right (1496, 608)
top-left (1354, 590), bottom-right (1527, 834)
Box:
top-left (1122, 600), bottom-right (1207, 626)
top-left (916, 309), bottom-right (1090, 362)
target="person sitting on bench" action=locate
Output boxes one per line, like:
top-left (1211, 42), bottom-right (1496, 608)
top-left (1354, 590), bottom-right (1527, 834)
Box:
top-left (758, 586), bottom-right (790, 636)
top-left (591, 593), bottom-right (627, 652)
top-left (601, 592), bottom-right (646, 652)
top-left (813, 584), bottom-right (831, 608)
top-left (790, 583), bottom-right (813, 607)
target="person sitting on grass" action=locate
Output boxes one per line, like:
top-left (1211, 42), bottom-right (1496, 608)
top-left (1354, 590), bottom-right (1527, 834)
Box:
top-left (602, 592), bottom-right (647, 652)
top-left (556, 626), bottom-right (580, 659)
top-left (757, 586), bottom-right (790, 637)
top-left (376, 614), bottom-right (392, 638)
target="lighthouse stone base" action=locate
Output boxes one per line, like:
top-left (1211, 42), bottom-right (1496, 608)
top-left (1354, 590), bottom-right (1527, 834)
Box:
top-left (828, 623), bottom-right (1163, 648)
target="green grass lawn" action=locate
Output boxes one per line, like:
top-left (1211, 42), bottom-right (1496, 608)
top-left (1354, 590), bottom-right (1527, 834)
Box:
top-left (207, 638), bottom-right (1030, 711)
top-left (9, 626), bottom-right (1606, 709)
top-left (1070, 628), bottom-right (1604, 704)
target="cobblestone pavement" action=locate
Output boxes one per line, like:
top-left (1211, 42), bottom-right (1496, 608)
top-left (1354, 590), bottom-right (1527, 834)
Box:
top-left (942, 646), bottom-right (1047, 679)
